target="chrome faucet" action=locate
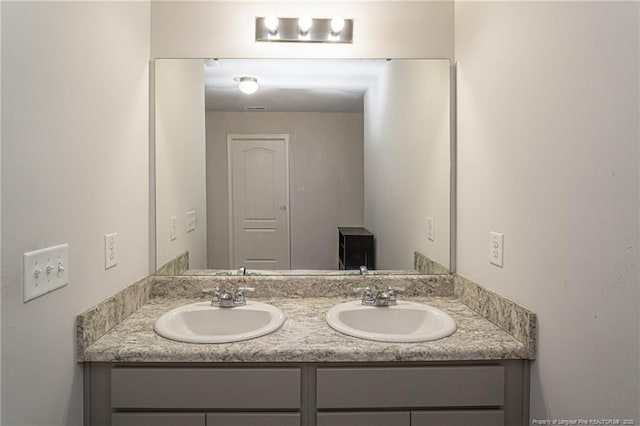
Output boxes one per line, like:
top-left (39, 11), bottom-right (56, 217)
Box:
top-left (202, 286), bottom-right (255, 308)
top-left (237, 266), bottom-right (247, 276)
top-left (354, 286), bottom-right (405, 307)
top-left (359, 265), bottom-right (368, 275)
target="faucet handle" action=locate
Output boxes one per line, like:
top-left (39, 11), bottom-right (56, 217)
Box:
top-left (234, 286), bottom-right (254, 305)
top-left (202, 287), bottom-right (221, 303)
top-left (386, 285), bottom-right (405, 304)
top-left (354, 287), bottom-right (375, 305)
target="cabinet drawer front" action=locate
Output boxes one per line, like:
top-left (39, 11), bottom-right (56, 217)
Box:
top-left (207, 413), bottom-right (300, 426)
top-left (317, 411), bottom-right (410, 426)
top-left (411, 410), bottom-right (504, 426)
top-left (111, 368), bottom-right (300, 409)
top-left (111, 412), bottom-right (205, 426)
top-left (317, 366), bottom-right (504, 409)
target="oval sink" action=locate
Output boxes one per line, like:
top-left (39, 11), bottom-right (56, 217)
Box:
top-left (154, 301), bottom-right (285, 344)
top-left (326, 301), bottom-right (456, 343)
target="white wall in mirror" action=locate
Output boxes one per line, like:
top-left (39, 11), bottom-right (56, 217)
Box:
top-left (365, 59), bottom-right (451, 270)
top-left (155, 59), bottom-right (207, 269)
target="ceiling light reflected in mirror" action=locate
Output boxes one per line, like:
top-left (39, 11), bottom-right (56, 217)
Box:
top-left (235, 76), bottom-right (259, 95)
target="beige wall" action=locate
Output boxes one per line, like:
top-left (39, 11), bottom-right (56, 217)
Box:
top-left (1, 2), bottom-right (150, 425)
top-left (364, 59), bottom-right (450, 270)
top-left (455, 1), bottom-right (639, 421)
top-left (151, 1), bottom-right (454, 60)
top-left (206, 112), bottom-right (363, 270)
top-left (155, 59), bottom-right (207, 269)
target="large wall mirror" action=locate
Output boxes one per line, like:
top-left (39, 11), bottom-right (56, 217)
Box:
top-left (155, 58), bottom-right (451, 276)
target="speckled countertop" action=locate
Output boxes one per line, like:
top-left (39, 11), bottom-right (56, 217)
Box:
top-left (82, 295), bottom-right (530, 363)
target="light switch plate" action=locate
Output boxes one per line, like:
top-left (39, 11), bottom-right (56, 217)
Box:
top-left (186, 210), bottom-right (196, 233)
top-left (427, 217), bottom-right (435, 241)
top-left (23, 243), bottom-right (69, 302)
top-left (170, 216), bottom-right (177, 241)
top-left (105, 233), bottom-right (118, 270)
top-left (490, 231), bottom-right (504, 267)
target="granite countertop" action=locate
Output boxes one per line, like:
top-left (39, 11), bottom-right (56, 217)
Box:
top-left (82, 295), bottom-right (530, 363)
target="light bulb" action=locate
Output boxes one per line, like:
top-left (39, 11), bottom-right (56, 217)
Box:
top-left (238, 77), bottom-right (259, 95)
top-left (264, 16), bottom-right (279, 34)
top-left (330, 16), bottom-right (345, 34)
top-left (298, 16), bottom-right (312, 34)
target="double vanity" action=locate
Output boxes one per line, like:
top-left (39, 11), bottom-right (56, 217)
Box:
top-left (78, 272), bottom-right (536, 426)
top-left (154, 285), bottom-right (456, 344)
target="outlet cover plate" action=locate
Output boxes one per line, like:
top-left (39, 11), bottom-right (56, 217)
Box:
top-left (23, 243), bottom-right (69, 302)
top-left (170, 216), bottom-right (177, 241)
top-left (186, 210), bottom-right (196, 233)
top-left (105, 233), bottom-right (118, 270)
top-left (427, 217), bottom-right (435, 241)
top-left (490, 231), bottom-right (504, 267)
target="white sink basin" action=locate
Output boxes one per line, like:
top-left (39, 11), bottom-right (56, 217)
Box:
top-left (154, 301), bottom-right (285, 344)
top-left (326, 301), bottom-right (456, 343)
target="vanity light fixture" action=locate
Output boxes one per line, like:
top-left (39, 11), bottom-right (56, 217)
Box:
top-left (256, 16), bottom-right (353, 43)
top-left (235, 77), bottom-right (259, 95)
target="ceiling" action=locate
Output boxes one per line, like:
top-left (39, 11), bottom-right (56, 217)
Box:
top-left (203, 58), bottom-right (387, 113)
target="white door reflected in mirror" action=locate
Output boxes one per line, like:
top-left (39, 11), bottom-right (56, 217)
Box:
top-left (228, 134), bottom-right (290, 270)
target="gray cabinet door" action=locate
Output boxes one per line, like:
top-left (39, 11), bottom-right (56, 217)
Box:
top-left (317, 366), bottom-right (505, 409)
top-left (206, 413), bottom-right (300, 426)
top-left (411, 410), bottom-right (504, 426)
top-left (317, 411), bottom-right (410, 426)
top-left (110, 368), bottom-right (301, 409)
top-left (111, 412), bottom-right (205, 426)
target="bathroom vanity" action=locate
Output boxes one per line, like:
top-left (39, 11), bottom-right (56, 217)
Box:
top-left (88, 361), bottom-right (525, 426)
top-left (78, 274), bottom-right (536, 426)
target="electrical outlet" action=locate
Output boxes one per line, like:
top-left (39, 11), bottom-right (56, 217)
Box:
top-left (105, 233), bottom-right (118, 270)
top-left (186, 210), bottom-right (196, 233)
top-left (490, 231), bottom-right (504, 267)
top-left (427, 217), bottom-right (435, 241)
top-left (170, 216), bottom-right (177, 241)
top-left (23, 243), bottom-right (69, 302)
